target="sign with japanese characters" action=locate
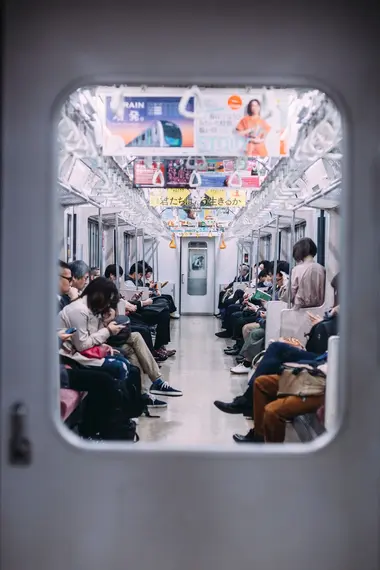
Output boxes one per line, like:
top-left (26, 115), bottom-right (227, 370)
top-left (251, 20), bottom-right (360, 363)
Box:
top-left (149, 188), bottom-right (245, 208)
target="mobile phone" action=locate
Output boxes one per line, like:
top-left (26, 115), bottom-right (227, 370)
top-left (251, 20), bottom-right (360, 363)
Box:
top-left (65, 327), bottom-right (77, 334)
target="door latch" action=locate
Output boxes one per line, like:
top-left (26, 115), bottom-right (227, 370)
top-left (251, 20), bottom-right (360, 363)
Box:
top-left (8, 402), bottom-right (32, 466)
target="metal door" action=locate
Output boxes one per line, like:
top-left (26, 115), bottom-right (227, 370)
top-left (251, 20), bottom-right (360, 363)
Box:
top-left (2, 2), bottom-right (380, 570)
top-left (180, 237), bottom-right (215, 314)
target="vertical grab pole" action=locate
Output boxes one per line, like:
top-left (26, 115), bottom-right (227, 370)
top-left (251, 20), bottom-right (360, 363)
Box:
top-left (250, 230), bottom-right (254, 282)
top-left (272, 216), bottom-right (279, 300)
top-left (255, 228), bottom-right (261, 290)
top-left (235, 240), bottom-right (240, 282)
top-left (288, 210), bottom-right (296, 308)
top-left (240, 240), bottom-right (244, 282)
top-left (152, 238), bottom-right (156, 282)
top-left (156, 240), bottom-right (159, 283)
top-left (98, 208), bottom-right (103, 275)
top-left (114, 213), bottom-right (119, 291)
top-left (142, 228), bottom-right (145, 286)
top-left (135, 227), bottom-right (138, 289)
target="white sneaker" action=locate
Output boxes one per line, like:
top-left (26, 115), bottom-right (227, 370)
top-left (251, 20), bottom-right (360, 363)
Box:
top-left (230, 363), bottom-right (250, 374)
top-left (170, 312), bottom-right (180, 319)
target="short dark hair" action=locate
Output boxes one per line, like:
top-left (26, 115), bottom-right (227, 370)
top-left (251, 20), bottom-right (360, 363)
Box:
top-left (69, 260), bottom-right (90, 279)
top-left (59, 260), bottom-right (70, 271)
top-left (80, 277), bottom-right (119, 315)
top-left (104, 264), bottom-right (123, 279)
top-left (258, 269), bottom-right (269, 280)
top-left (246, 98), bottom-right (261, 116)
top-left (129, 262), bottom-right (144, 275)
top-left (293, 238), bottom-right (317, 263)
top-left (277, 260), bottom-right (290, 276)
top-left (137, 261), bottom-right (153, 274)
top-left (259, 260), bottom-right (271, 272)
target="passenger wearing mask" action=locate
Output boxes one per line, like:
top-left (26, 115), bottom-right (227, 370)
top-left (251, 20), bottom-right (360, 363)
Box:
top-left (214, 274), bottom-right (339, 420)
top-left (280, 238), bottom-right (325, 309)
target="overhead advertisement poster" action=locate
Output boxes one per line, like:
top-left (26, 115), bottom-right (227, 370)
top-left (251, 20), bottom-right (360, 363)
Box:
top-left (102, 93), bottom-right (196, 156)
top-left (149, 188), bottom-right (245, 208)
top-left (101, 88), bottom-right (290, 158)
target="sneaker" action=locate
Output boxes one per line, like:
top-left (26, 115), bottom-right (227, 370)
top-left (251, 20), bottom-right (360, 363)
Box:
top-left (142, 394), bottom-right (168, 409)
top-left (230, 363), bottom-right (250, 374)
top-left (170, 312), bottom-right (180, 319)
top-left (150, 379), bottom-right (183, 397)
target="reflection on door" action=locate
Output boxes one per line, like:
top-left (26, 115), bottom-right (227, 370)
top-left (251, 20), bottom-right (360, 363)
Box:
top-left (188, 242), bottom-right (207, 296)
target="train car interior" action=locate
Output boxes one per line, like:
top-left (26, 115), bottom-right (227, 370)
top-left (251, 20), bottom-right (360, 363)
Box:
top-left (57, 85), bottom-right (342, 445)
top-left (3, 3), bottom-right (379, 570)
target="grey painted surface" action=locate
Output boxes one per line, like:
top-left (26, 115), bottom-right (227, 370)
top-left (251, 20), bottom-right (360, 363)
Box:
top-left (2, 1), bottom-right (380, 569)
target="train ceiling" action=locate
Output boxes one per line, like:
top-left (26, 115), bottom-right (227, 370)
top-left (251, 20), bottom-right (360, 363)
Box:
top-left (57, 86), bottom-right (342, 238)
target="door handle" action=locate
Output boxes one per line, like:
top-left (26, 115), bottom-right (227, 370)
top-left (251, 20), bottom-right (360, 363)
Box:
top-left (181, 273), bottom-right (185, 284)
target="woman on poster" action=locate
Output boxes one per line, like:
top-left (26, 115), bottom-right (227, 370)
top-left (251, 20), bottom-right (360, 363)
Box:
top-left (235, 99), bottom-right (271, 157)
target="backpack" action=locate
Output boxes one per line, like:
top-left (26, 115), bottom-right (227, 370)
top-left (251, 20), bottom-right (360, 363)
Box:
top-left (305, 315), bottom-right (338, 355)
top-left (118, 363), bottom-right (144, 419)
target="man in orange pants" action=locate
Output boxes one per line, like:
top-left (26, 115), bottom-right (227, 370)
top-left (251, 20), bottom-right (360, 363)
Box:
top-left (233, 375), bottom-right (325, 443)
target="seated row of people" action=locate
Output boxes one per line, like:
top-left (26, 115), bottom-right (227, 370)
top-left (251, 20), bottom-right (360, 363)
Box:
top-left (58, 258), bottom-right (182, 442)
top-left (213, 237), bottom-right (338, 444)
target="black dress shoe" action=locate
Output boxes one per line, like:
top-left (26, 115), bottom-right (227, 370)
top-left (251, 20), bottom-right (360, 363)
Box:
top-left (233, 429), bottom-right (264, 443)
top-left (213, 396), bottom-right (252, 416)
top-left (215, 331), bottom-right (232, 338)
top-left (224, 348), bottom-right (240, 356)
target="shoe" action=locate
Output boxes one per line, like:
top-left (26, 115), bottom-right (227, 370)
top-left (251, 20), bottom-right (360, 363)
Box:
top-left (224, 348), bottom-right (240, 356)
top-left (170, 312), bottom-right (180, 319)
top-left (215, 331), bottom-right (231, 338)
top-left (162, 347), bottom-right (177, 357)
top-left (214, 313), bottom-right (222, 318)
top-left (230, 363), bottom-right (250, 374)
top-left (213, 396), bottom-right (252, 416)
top-left (153, 351), bottom-right (168, 362)
top-left (150, 379), bottom-right (183, 397)
top-left (142, 394), bottom-right (168, 409)
top-left (233, 429), bottom-right (264, 443)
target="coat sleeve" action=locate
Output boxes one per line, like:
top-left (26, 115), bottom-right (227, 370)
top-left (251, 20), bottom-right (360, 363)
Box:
top-left (59, 307), bottom-right (110, 352)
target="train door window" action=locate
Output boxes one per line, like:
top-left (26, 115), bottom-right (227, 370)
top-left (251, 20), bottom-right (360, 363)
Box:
top-left (66, 212), bottom-right (72, 262)
top-left (261, 235), bottom-right (272, 260)
top-left (295, 221), bottom-right (306, 241)
top-left (188, 241), bottom-right (208, 296)
top-left (88, 219), bottom-right (100, 267)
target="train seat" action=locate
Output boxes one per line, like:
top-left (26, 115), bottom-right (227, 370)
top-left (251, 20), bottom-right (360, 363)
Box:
top-left (60, 389), bottom-right (87, 422)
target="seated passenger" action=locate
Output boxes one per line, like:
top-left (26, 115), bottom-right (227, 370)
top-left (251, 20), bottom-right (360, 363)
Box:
top-left (280, 238), bottom-right (325, 308)
top-left (232, 371), bottom-right (325, 444)
top-left (69, 260), bottom-right (90, 299)
top-left (138, 261), bottom-right (180, 319)
top-left (90, 267), bottom-right (100, 281)
top-left (216, 264), bottom-right (251, 316)
top-left (214, 274), bottom-right (339, 417)
top-left (58, 260), bottom-right (73, 311)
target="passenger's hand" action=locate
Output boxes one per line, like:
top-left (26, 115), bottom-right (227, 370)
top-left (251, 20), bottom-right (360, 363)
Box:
top-left (58, 330), bottom-right (74, 342)
top-left (143, 298), bottom-right (153, 306)
top-left (125, 301), bottom-right (137, 313)
top-left (307, 312), bottom-right (323, 325)
top-left (107, 321), bottom-right (125, 335)
top-left (67, 287), bottom-right (79, 301)
top-left (103, 308), bottom-right (116, 326)
top-left (330, 305), bottom-right (339, 316)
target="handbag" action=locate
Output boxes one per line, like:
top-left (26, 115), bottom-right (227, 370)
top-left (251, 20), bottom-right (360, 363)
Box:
top-left (80, 345), bottom-right (111, 359)
top-left (277, 362), bottom-right (327, 397)
top-left (107, 316), bottom-right (131, 347)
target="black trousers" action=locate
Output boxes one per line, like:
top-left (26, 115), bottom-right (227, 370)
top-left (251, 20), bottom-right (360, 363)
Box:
top-left (160, 294), bottom-right (176, 313)
top-left (231, 312), bottom-right (259, 340)
top-left (67, 368), bottom-right (123, 437)
top-left (131, 309), bottom-right (171, 349)
top-left (222, 305), bottom-right (243, 333)
top-left (130, 322), bottom-right (154, 353)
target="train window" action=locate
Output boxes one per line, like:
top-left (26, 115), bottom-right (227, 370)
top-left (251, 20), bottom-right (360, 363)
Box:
top-left (56, 84), bottom-right (342, 450)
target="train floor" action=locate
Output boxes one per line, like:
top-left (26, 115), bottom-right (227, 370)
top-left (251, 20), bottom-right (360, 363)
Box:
top-left (138, 315), bottom-right (298, 445)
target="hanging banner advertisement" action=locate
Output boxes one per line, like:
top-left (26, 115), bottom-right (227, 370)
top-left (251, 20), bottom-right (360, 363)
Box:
top-left (100, 87), bottom-right (292, 158)
top-left (166, 159), bottom-right (191, 187)
top-left (149, 188), bottom-right (245, 208)
top-left (134, 159), bottom-right (166, 187)
top-left (195, 90), bottom-right (291, 157)
top-left (102, 92), bottom-right (196, 156)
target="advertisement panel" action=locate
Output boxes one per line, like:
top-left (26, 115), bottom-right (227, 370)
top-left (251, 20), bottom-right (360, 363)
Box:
top-left (101, 88), bottom-right (291, 158)
top-left (103, 94), bottom-right (196, 156)
top-left (149, 188), bottom-right (245, 208)
top-left (134, 159), bottom-right (165, 187)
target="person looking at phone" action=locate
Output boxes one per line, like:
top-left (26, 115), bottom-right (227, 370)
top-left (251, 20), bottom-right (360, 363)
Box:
top-left (69, 260), bottom-right (90, 295)
top-left (58, 260), bottom-right (73, 311)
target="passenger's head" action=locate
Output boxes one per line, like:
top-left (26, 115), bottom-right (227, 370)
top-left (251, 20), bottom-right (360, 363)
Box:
top-left (69, 260), bottom-right (90, 292)
top-left (80, 277), bottom-right (119, 316)
top-left (247, 98), bottom-right (261, 117)
top-left (259, 260), bottom-right (270, 273)
top-left (258, 270), bottom-right (269, 283)
top-left (137, 261), bottom-right (153, 281)
top-left (331, 273), bottom-right (339, 305)
top-left (104, 264), bottom-right (123, 283)
top-left (59, 260), bottom-right (72, 295)
top-left (292, 238), bottom-right (317, 263)
top-left (277, 260), bottom-right (290, 276)
top-left (129, 262), bottom-right (144, 280)
top-left (239, 264), bottom-right (250, 277)
top-left (90, 267), bottom-right (100, 281)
